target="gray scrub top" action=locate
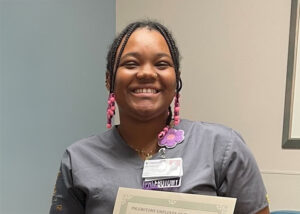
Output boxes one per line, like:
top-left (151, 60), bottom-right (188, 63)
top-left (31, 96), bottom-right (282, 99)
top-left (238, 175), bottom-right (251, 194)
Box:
top-left (49, 119), bottom-right (268, 214)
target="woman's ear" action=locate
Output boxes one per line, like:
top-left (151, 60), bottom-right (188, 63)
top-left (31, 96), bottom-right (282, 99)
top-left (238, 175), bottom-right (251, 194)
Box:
top-left (105, 72), bottom-right (111, 91)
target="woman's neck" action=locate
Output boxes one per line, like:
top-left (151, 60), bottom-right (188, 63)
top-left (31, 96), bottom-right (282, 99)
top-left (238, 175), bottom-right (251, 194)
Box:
top-left (117, 114), bottom-right (167, 158)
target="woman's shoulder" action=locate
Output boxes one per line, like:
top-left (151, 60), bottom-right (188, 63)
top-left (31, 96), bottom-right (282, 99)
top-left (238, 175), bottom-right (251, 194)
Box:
top-left (180, 119), bottom-right (249, 157)
top-left (66, 128), bottom-right (115, 154)
top-left (180, 118), bottom-right (232, 130)
top-left (61, 128), bottom-right (119, 172)
top-left (180, 118), bottom-right (242, 141)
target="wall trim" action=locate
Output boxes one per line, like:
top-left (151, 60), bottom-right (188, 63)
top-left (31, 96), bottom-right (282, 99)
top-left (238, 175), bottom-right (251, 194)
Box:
top-left (261, 170), bottom-right (300, 175)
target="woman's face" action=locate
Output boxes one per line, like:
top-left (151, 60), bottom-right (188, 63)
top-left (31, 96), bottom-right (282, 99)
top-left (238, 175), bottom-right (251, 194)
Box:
top-left (113, 28), bottom-right (177, 122)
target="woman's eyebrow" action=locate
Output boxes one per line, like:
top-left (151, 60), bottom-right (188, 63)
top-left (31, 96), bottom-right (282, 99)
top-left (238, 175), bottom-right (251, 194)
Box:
top-left (120, 52), bottom-right (140, 60)
top-left (155, 53), bottom-right (173, 62)
top-left (156, 53), bottom-right (172, 59)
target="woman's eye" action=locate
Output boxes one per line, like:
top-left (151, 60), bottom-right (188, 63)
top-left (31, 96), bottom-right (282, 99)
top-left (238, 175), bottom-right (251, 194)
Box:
top-left (124, 62), bottom-right (138, 69)
top-left (156, 62), bottom-right (170, 70)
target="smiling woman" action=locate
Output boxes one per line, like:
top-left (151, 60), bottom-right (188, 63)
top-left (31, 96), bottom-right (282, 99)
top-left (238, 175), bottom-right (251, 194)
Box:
top-left (49, 20), bottom-right (270, 214)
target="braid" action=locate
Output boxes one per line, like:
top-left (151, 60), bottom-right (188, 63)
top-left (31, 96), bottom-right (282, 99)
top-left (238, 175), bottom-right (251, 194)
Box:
top-left (109, 35), bottom-right (124, 72)
top-left (167, 106), bottom-right (172, 125)
top-left (165, 31), bottom-right (182, 90)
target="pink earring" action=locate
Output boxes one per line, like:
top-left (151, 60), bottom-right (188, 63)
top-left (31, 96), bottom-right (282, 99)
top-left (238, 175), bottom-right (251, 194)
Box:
top-left (106, 93), bottom-right (115, 128)
top-left (174, 93), bottom-right (180, 125)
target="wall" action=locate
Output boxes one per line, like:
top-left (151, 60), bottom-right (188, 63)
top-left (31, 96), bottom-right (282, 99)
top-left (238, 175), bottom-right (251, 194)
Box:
top-left (0, 0), bottom-right (115, 213)
top-left (116, 0), bottom-right (300, 211)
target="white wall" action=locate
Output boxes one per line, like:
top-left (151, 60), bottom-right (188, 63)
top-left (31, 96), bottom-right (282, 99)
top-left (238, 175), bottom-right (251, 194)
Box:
top-left (117, 0), bottom-right (300, 211)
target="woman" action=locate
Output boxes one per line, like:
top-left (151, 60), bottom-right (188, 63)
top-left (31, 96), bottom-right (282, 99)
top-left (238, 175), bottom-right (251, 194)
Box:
top-left (50, 20), bottom-right (270, 214)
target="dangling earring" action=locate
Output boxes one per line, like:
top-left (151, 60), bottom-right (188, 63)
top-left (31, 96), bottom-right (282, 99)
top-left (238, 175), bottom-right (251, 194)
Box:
top-left (174, 93), bottom-right (180, 125)
top-left (106, 93), bottom-right (115, 128)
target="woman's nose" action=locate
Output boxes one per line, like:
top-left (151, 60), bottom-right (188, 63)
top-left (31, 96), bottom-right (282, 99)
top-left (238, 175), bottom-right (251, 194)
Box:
top-left (136, 65), bottom-right (158, 82)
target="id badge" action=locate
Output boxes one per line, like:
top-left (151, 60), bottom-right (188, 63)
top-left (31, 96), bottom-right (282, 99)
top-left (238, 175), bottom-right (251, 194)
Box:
top-left (142, 158), bottom-right (183, 179)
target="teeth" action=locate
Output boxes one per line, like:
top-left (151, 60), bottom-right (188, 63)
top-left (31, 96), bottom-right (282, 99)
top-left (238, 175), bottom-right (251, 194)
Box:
top-left (134, 88), bottom-right (157, 94)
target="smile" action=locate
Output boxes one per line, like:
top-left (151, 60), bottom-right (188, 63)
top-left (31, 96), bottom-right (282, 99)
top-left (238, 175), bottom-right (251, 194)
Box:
top-left (133, 88), bottom-right (159, 94)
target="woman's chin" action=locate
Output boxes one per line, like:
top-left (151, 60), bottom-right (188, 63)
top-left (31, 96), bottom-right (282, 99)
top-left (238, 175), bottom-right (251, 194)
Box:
top-left (131, 108), bottom-right (164, 121)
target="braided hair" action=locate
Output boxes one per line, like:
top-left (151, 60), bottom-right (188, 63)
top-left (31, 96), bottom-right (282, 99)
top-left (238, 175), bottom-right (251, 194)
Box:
top-left (106, 20), bottom-right (182, 126)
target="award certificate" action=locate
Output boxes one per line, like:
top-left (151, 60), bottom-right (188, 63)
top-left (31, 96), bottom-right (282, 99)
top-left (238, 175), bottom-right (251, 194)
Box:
top-left (113, 187), bottom-right (236, 214)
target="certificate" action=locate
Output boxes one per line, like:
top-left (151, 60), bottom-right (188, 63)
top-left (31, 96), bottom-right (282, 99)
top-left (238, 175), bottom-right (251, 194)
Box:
top-left (113, 187), bottom-right (236, 214)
